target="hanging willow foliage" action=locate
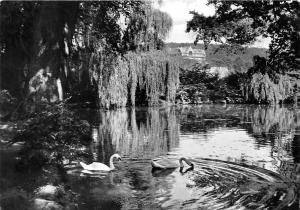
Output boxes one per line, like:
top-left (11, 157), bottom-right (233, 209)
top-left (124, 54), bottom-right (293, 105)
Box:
top-left (96, 51), bottom-right (179, 108)
top-left (242, 73), bottom-right (299, 104)
top-left (96, 55), bottom-right (129, 109)
top-left (122, 4), bottom-right (173, 51)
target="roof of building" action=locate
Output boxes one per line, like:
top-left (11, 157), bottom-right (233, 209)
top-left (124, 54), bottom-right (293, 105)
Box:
top-left (177, 46), bottom-right (206, 57)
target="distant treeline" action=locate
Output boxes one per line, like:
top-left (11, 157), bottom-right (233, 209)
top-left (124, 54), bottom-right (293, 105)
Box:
top-left (166, 43), bottom-right (268, 73)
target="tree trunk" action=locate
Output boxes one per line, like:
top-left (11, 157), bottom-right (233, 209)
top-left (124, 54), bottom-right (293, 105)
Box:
top-left (56, 78), bottom-right (63, 101)
top-left (1, 2), bottom-right (79, 102)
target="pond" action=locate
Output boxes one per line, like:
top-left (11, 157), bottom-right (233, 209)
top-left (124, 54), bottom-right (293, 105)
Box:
top-left (1, 105), bottom-right (300, 210)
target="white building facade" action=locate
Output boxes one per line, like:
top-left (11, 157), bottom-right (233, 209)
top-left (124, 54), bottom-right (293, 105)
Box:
top-left (177, 46), bottom-right (206, 62)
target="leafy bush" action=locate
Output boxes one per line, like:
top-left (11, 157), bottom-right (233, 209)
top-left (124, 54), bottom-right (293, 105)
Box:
top-left (0, 90), bottom-right (17, 119)
top-left (12, 102), bottom-right (92, 168)
top-left (178, 63), bottom-right (217, 102)
top-left (178, 62), bottom-right (246, 103)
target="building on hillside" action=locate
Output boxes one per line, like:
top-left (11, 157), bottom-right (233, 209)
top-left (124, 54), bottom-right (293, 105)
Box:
top-left (177, 46), bottom-right (206, 62)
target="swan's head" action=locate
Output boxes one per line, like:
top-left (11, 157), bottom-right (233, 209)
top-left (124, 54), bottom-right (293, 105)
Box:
top-left (179, 157), bottom-right (194, 168)
top-left (179, 164), bottom-right (194, 174)
top-left (113, 153), bottom-right (122, 161)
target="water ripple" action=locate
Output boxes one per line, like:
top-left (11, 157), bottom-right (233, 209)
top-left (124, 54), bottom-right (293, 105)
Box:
top-left (64, 158), bottom-right (297, 209)
top-left (157, 158), bottom-right (297, 210)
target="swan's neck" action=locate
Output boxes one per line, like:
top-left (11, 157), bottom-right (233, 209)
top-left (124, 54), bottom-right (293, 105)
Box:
top-left (80, 162), bottom-right (87, 169)
top-left (179, 157), bottom-right (193, 168)
top-left (109, 156), bottom-right (115, 170)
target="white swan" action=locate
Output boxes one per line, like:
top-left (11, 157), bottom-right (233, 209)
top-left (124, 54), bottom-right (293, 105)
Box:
top-left (80, 154), bottom-right (121, 171)
top-left (151, 157), bottom-right (194, 170)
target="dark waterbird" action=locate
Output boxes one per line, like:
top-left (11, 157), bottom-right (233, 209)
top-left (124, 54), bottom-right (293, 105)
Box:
top-left (151, 157), bottom-right (194, 170)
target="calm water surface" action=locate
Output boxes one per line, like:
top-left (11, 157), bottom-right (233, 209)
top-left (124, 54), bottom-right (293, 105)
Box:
top-left (1, 105), bottom-right (300, 210)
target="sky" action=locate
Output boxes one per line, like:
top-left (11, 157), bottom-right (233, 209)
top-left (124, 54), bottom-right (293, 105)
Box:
top-left (155, 0), bottom-right (270, 48)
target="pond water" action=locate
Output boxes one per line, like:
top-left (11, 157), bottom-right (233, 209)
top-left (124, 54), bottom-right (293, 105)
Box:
top-left (1, 105), bottom-right (300, 210)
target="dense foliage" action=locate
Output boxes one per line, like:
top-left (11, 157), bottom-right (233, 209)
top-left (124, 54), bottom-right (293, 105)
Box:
top-left (178, 63), bottom-right (244, 104)
top-left (11, 102), bottom-right (92, 168)
top-left (0, 1), bottom-right (177, 170)
top-left (0, 1), bottom-right (174, 108)
top-left (0, 1), bottom-right (80, 99)
top-left (186, 0), bottom-right (299, 103)
top-left (122, 5), bottom-right (173, 51)
top-left (187, 0), bottom-right (299, 73)
top-left (242, 56), bottom-right (300, 103)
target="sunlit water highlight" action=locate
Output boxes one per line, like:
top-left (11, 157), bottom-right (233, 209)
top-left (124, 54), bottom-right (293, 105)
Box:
top-left (1, 105), bottom-right (300, 209)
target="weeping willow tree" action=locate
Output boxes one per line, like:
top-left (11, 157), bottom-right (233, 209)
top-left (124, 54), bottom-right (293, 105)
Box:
top-left (1, 0), bottom-right (177, 109)
top-left (122, 3), bottom-right (173, 51)
top-left (96, 51), bottom-right (179, 108)
top-left (70, 1), bottom-right (177, 108)
top-left (241, 56), bottom-right (300, 104)
top-left (68, 1), bottom-right (176, 108)
top-left (243, 73), bottom-right (299, 104)
top-left (126, 51), bottom-right (179, 106)
top-left (65, 1), bottom-right (145, 103)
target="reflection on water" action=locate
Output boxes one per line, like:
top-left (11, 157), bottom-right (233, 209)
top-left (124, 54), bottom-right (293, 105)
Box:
top-left (91, 107), bottom-right (179, 163)
top-left (1, 105), bottom-right (300, 209)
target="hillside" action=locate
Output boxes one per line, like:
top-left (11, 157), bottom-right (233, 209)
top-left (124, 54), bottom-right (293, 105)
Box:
top-left (166, 43), bottom-right (268, 73)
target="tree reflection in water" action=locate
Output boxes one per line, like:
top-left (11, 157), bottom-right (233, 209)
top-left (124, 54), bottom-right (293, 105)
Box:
top-left (93, 107), bottom-right (180, 163)
top-left (2, 105), bottom-right (300, 209)
top-left (76, 104), bottom-right (300, 209)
